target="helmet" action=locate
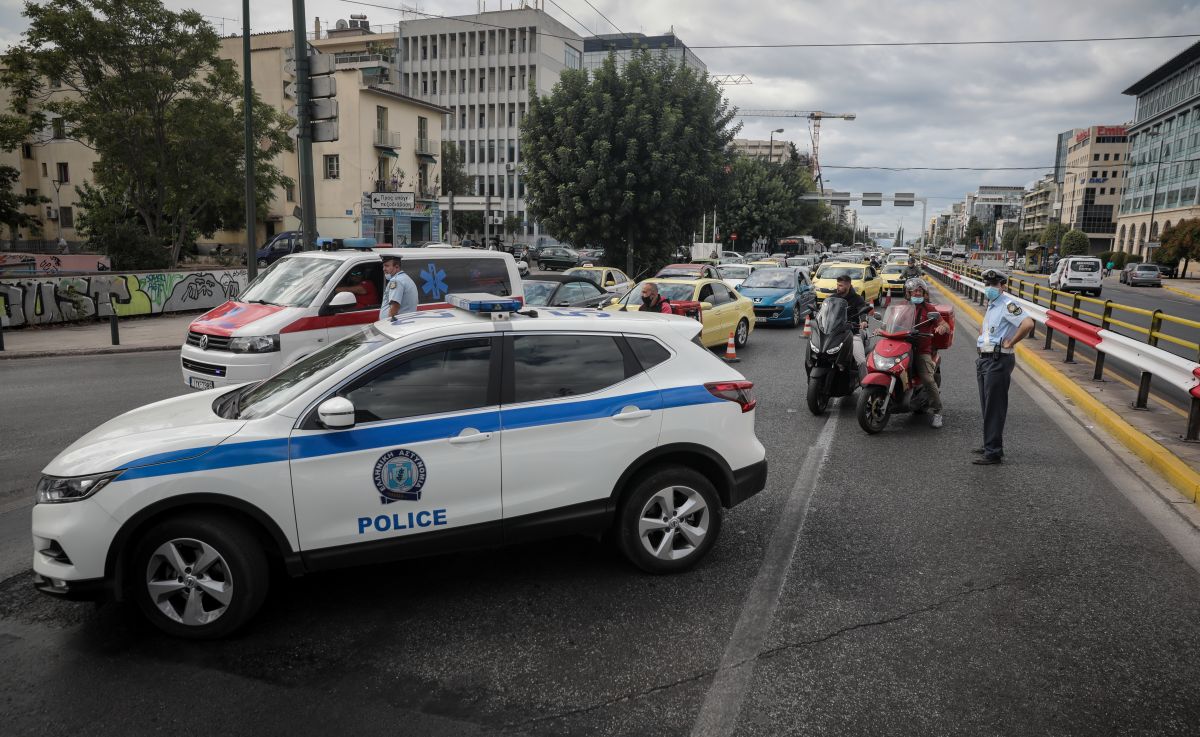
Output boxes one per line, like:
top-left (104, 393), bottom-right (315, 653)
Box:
top-left (981, 268), bottom-right (1009, 285)
top-left (904, 277), bottom-right (929, 296)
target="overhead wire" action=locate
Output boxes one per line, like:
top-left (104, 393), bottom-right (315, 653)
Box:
top-left (543, 0), bottom-right (597, 39)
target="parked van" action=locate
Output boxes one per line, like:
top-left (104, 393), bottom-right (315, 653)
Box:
top-left (180, 248), bottom-right (524, 390)
top-left (938, 247), bottom-right (953, 260)
top-left (1049, 256), bottom-right (1103, 297)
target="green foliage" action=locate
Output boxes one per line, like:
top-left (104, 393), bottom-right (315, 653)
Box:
top-left (1040, 222), bottom-right (1069, 248)
top-left (503, 214), bottom-right (523, 237)
top-left (0, 107), bottom-right (45, 241)
top-left (440, 141), bottom-right (471, 196)
top-left (74, 181), bottom-right (170, 269)
top-left (1000, 228), bottom-right (1017, 251)
top-left (1160, 218), bottom-right (1200, 272)
top-left (2, 0), bottom-right (293, 268)
top-left (717, 143), bottom-right (822, 247)
top-left (964, 217), bottom-right (983, 243)
top-left (522, 49), bottom-right (737, 274)
top-left (1060, 229), bottom-right (1090, 256)
top-left (447, 210), bottom-right (483, 238)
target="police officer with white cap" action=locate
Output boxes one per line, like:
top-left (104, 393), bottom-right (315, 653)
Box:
top-left (973, 268), bottom-right (1035, 465)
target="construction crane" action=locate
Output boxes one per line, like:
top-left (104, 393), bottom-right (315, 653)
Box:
top-left (711, 74), bottom-right (752, 86)
top-left (737, 110), bottom-right (856, 191)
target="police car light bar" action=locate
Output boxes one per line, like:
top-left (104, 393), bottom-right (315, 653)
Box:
top-left (447, 293), bottom-right (523, 313)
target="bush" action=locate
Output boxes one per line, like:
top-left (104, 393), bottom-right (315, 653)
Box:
top-left (1060, 229), bottom-right (1090, 256)
top-left (1113, 252), bottom-right (1129, 269)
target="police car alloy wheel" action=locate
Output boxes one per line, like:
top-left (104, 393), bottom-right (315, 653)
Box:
top-left (617, 466), bottom-right (722, 574)
top-left (132, 515), bottom-right (269, 639)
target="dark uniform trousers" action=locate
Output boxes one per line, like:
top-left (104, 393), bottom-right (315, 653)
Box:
top-left (976, 353), bottom-right (1015, 458)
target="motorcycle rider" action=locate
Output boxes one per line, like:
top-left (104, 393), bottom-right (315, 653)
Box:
top-left (904, 278), bottom-right (950, 428)
top-left (901, 257), bottom-right (923, 282)
top-left (833, 274), bottom-right (869, 377)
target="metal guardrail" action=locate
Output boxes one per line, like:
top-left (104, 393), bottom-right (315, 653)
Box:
top-left (923, 258), bottom-right (1200, 440)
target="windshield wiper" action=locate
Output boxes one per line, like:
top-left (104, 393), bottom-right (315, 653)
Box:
top-left (246, 299), bottom-right (283, 307)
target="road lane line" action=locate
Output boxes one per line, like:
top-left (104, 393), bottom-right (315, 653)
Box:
top-left (690, 406), bottom-right (840, 737)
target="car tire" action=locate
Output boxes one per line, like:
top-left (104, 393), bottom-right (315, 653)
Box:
top-left (616, 465), bottom-right (723, 574)
top-left (791, 306), bottom-right (802, 328)
top-left (131, 513), bottom-right (269, 640)
top-left (734, 318), bottom-right (750, 348)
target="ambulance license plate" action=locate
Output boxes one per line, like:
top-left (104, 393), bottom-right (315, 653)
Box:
top-left (189, 377), bottom-right (214, 390)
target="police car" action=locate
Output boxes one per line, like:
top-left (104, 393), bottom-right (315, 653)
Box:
top-left (32, 295), bottom-right (768, 638)
top-left (181, 248), bottom-right (523, 390)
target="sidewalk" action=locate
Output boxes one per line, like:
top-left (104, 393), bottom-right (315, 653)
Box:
top-left (1163, 278), bottom-right (1200, 301)
top-left (0, 313), bottom-right (196, 359)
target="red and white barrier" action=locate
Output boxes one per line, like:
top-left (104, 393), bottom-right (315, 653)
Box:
top-left (922, 261), bottom-right (1200, 400)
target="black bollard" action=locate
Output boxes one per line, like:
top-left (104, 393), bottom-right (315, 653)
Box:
top-left (109, 314), bottom-right (119, 345)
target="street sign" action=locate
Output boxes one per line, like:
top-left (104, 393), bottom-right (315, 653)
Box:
top-left (894, 192), bottom-right (915, 207)
top-left (862, 192), bottom-right (882, 207)
top-left (731, 233), bottom-right (738, 240)
top-left (831, 192), bottom-right (850, 207)
top-left (370, 192), bottom-right (416, 210)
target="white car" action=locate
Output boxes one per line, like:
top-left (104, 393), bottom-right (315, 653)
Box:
top-left (32, 295), bottom-right (768, 638)
top-left (717, 263), bottom-right (756, 289)
top-left (1049, 256), bottom-right (1103, 297)
top-left (181, 248), bottom-right (523, 391)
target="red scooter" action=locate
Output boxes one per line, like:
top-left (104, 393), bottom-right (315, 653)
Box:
top-left (856, 302), bottom-right (955, 434)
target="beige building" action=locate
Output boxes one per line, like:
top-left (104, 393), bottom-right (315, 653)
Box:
top-left (1021, 173), bottom-right (1060, 236)
top-left (1058, 125), bottom-right (1129, 252)
top-left (731, 138), bottom-right (792, 164)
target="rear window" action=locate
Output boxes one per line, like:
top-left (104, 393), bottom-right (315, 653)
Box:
top-left (1135, 265), bottom-right (1159, 273)
top-left (1070, 260), bottom-right (1100, 272)
top-left (628, 336), bottom-right (671, 370)
top-left (398, 256), bottom-right (514, 302)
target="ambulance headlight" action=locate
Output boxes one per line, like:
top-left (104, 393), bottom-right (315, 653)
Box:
top-left (228, 335), bottom-right (280, 353)
top-left (36, 471), bottom-right (122, 504)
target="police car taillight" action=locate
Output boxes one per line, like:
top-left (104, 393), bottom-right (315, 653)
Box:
top-left (447, 293), bottom-right (522, 313)
top-left (705, 381), bottom-right (756, 412)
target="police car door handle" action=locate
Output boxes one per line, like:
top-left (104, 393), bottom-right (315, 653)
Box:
top-left (612, 407), bottom-right (652, 421)
top-left (448, 428), bottom-right (492, 444)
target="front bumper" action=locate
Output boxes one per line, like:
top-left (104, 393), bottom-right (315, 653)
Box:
top-left (32, 572), bottom-right (110, 601)
top-left (180, 343), bottom-right (277, 389)
top-left (31, 496), bottom-right (123, 601)
top-left (728, 459), bottom-right (768, 507)
top-left (753, 303), bottom-right (796, 323)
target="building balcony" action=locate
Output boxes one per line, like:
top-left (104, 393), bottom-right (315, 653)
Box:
top-left (415, 137), bottom-right (439, 155)
top-left (417, 188), bottom-right (440, 201)
top-left (374, 180), bottom-right (404, 193)
top-left (374, 129), bottom-right (404, 149)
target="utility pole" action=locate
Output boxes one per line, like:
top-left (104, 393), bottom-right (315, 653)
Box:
top-left (242, 0), bottom-right (257, 281)
top-left (291, 0), bottom-right (318, 250)
top-left (1146, 132), bottom-right (1166, 259)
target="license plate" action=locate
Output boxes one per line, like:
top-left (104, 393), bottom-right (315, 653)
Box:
top-left (755, 317), bottom-right (767, 324)
top-left (189, 377), bottom-right (214, 390)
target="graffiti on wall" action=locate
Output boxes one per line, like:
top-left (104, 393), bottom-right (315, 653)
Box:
top-left (0, 269), bottom-right (246, 327)
top-left (0, 253), bottom-right (112, 276)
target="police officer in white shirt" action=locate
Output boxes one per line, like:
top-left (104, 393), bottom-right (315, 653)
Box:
top-left (380, 256), bottom-right (418, 320)
top-left (973, 268), bottom-right (1035, 465)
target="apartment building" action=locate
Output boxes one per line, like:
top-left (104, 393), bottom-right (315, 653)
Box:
top-left (1021, 173), bottom-right (1060, 236)
top-left (391, 5), bottom-right (583, 239)
top-left (731, 138), bottom-right (793, 164)
top-left (1059, 125), bottom-right (1129, 253)
top-left (1117, 39), bottom-right (1200, 256)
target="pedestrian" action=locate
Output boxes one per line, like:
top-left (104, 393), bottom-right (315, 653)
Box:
top-left (973, 268), bottom-right (1035, 465)
top-left (380, 256), bottom-right (418, 320)
top-left (639, 282), bottom-right (673, 313)
top-left (1105, 259), bottom-right (1114, 278)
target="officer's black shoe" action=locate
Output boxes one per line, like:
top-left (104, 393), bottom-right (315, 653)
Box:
top-left (972, 455), bottom-right (1003, 465)
top-left (971, 447), bottom-right (1004, 456)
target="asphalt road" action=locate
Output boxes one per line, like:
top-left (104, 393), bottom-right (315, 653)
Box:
top-left (2, 320), bottom-right (1200, 735)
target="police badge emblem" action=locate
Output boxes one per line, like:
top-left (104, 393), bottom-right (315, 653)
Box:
top-left (373, 449), bottom-right (428, 503)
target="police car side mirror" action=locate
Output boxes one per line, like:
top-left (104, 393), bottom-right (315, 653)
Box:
top-left (317, 397), bottom-right (356, 429)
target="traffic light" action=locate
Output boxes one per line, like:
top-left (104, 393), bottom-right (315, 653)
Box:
top-left (285, 45), bottom-right (339, 142)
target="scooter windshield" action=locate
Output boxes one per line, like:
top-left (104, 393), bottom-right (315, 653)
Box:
top-left (815, 297), bottom-right (848, 335)
top-left (880, 303), bottom-right (918, 334)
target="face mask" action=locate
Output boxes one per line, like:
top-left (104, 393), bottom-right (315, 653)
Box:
top-left (984, 287), bottom-right (1001, 302)
top-left (910, 296), bottom-right (924, 304)
top-left (642, 295), bottom-right (655, 307)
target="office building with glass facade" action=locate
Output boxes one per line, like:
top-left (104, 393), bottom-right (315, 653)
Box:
top-left (582, 33), bottom-right (706, 74)
top-left (1116, 40), bottom-right (1200, 256)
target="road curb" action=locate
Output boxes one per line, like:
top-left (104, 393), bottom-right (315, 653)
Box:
top-left (930, 280), bottom-right (1200, 504)
top-left (0, 344), bottom-right (179, 360)
top-left (1163, 284), bottom-right (1200, 302)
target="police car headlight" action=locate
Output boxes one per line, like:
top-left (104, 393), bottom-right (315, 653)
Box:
top-left (776, 293), bottom-right (796, 304)
top-left (228, 335), bottom-right (280, 353)
top-left (36, 471), bottom-right (122, 504)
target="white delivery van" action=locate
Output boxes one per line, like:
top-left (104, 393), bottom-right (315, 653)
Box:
top-left (1049, 256), bottom-right (1103, 297)
top-left (180, 247), bottom-right (524, 389)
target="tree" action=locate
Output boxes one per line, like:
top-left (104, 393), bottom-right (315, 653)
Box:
top-left (1060, 229), bottom-right (1090, 256)
top-left (964, 216), bottom-right (983, 245)
top-left (1040, 222), bottom-right (1069, 250)
top-left (448, 210), bottom-right (483, 239)
top-left (502, 214), bottom-right (523, 241)
top-left (440, 141), bottom-right (471, 197)
top-left (0, 111), bottom-right (46, 244)
top-left (2, 0), bottom-right (293, 268)
top-left (1000, 227), bottom-right (1017, 252)
top-left (1160, 218), bottom-right (1200, 276)
top-left (522, 49), bottom-right (737, 274)
top-left (717, 156), bottom-right (797, 246)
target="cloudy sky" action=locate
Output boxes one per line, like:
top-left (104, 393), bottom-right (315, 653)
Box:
top-left (4, 0), bottom-right (1199, 236)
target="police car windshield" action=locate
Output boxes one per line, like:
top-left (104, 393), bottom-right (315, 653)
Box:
top-left (235, 326), bottom-right (386, 419)
top-left (242, 256), bottom-right (342, 308)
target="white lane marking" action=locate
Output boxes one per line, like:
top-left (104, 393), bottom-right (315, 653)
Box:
top-left (690, 406), bottom-right (841, 737)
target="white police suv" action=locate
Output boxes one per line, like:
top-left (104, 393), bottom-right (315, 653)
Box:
top-left (33, 295), bottom-right (768, 638)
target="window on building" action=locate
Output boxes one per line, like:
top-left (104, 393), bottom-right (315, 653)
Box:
top-left (479, 110), bottom-right (485, 128)
top-left (479, 72), bottom-right (485, 92)
top-left (488, 140), bottom-right (495, 163)
top-left (285, 183), bottom-right (295, 202)
top-left (508, 106), bottom-right (516, 127)
top-left (508, 140), bottom-right (516, 162)
top-left (59, 206), bottom-right (74, 229)
top-left (479, 38), bottom-right (485, 55)
top-left (509, 71), bottom-right (515, 90)
top-left (55, 162), bottom-right (69, 183)
top-left (468, 140), bottom-right (476, 164)
top-left (565, 46), bottom-right (581, 70)
top-left (488, 176), bottom-right (496, 197)
top-left (324, 154), bottom-right (339, 180)
top-left (460, 108), bottom-right (467, 128)
top-left (509, 35), bottom-right (516, 53)
top-left (51, 117), bottom-right (66, 140)
top-left (1093, 153), bottom-right (1100, 161)
top-left (21, 142), bottom-right (32, 159)
top-left (422, 77), bottom-right (428, 94)
top-left (1114, 152), bottom-right (1121, 160)
top-left (529, 27), bottom-right (536, 52)
top-left (432, 40), bottom-right (438, 59)
top-left (25, 188), bottom-right (37, 199)
top-left (40, 162), bottom-right (47, 177)
top-left (1103, 153), bottom-right (1110, 161)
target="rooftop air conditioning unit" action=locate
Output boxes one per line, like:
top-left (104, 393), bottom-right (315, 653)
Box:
top-left (505, 162), bottom-right (515, 172)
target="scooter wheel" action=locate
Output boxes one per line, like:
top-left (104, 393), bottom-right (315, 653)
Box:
top-left (856, 385), bottom-right (890, 434)
top-left (806, 377), bottom-right (830, 416)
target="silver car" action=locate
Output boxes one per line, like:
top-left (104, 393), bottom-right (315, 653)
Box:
top-left (1125, 263), bottom-right (1163, 287)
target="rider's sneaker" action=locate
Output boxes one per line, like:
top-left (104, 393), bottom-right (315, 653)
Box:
top-left (931, 413), bottom-right (944, 429)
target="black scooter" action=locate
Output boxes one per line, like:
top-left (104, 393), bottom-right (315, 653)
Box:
top-left (804, 297), bottom-right (870, 415)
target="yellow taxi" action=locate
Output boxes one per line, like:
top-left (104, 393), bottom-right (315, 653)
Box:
top-left (811, 261), bottom-right (884, 305)
top-left (563, 265), bottom-right (633, 294)
top-left (880, 263), bottom-right (909, 296)
top-left (748, 259), bottom-right (784, 268)
top-left (604, 278), bottom-right (756, 349)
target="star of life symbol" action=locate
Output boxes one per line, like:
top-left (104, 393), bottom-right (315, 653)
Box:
top-left (420, 263), bottom-right (448, 299)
